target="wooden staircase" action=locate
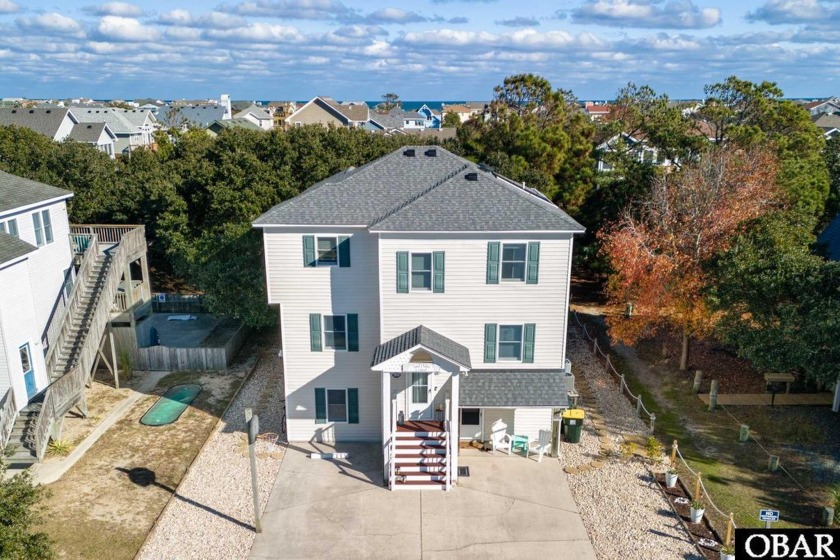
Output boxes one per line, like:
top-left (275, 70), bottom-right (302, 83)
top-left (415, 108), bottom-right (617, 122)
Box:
top-left (0, 226), bottom-right (147, 465)
top-left (391, 421), bottom-right (449, 490)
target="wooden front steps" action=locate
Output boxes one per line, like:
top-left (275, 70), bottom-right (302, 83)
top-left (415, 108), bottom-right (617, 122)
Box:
top-left (392, 421), bottom-right (449, 490)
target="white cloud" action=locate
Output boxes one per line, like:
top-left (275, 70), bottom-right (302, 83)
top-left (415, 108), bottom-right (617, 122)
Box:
top-left (18, 13), bottom-right (84, 35)
top-left (96, 16), bottom-right (161, 41)
top-left (496, 16), bottom-right (540, 27)
top-left (218, 0), bottom-right (358, 21)
top-left (204, 22), bottom-right (304, 43)
top-left (158, 10), bottom-right (247, 29)
top-left (363, 8), bottom-right (427, 24)
top-left (85, 2), bottom-right (145, 17)
top-left (572, 0), bottom-right (722, 29)
top-left (747, 0), bottom-right (839, 24)
top-left (0, 0), bottom-right (20, 14)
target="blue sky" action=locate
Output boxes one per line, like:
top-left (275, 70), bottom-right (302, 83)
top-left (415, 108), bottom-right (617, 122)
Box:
top-left (0, 0), bottom-right (838, 101)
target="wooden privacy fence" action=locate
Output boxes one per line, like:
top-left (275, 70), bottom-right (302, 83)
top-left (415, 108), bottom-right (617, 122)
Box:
top-left (151, 293), bottom-right (206, 314)
top-left (137, 320), bottom-right (246, 371)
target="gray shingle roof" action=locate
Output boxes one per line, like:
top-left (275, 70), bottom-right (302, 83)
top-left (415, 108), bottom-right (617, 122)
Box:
top-left (819, 213), bottom-right (840, 260)
top-left (234, 105), bottom-right (271, 121)
top-left (158, 105), bottom-right (227, 128)
top-left (253, 146), bottom-right (585, 233)
top-left (372, 325), bottom-right (471, 368)
top-left (0, 170), bottom-right (73, 214)
top-left (208, 118), bottom-right (262, 132)
top-left (67, 122), bottom-right (110, 143)
top-left (0, 107), bottom-right (74, 140)
top-left (71, 108), bottom-right (155, 135)
top-left (0, 231), bottom-right (36, 266)
top-left (460, 369), bottom-right (568, 407)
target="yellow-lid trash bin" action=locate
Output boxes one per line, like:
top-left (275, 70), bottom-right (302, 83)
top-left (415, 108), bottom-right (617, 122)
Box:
top-left (562, 408), bottom-right (585, 443)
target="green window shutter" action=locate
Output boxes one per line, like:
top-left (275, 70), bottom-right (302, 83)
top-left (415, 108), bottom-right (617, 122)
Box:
top-left (303, 235), bottom-right (316, 267)
top-left (315, 388), bottom-right (327, 424)
top-left (433, 251), bottom-right (445, 293)
top-left (348, 388), bottom-right (359, 424)
top-left (484, 323), bottom-right (497, 363)
top-left (309, 313), bottom-right (322, 352)
top-left (526, 242), bottom-right (540, 284)
top-left (347, 314), bottom-right (359, 352)
top-left (523, 323), bottom-right (536, 363)
top-left (486, 242), bottom-right (500, 284)
top-left (338, 236), bottom-right (351, 267)
top-left (396, 251), bottom-right (409, 293)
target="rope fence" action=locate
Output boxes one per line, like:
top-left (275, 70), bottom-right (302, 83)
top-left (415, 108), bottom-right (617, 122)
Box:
top-left (573, 311), bottom-right (656, 434)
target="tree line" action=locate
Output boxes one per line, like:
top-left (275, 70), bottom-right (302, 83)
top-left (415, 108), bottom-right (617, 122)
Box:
top-left (0, 74), bottom-right (838, 386)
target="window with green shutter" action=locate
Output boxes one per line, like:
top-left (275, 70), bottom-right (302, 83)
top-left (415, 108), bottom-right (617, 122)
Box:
top-left (433, 251), bottom-right (445, 293)
top-left (526, 242), bottom-right (540, 284)
top-left (523, 324), bottom-right (536, 363)
top-left (347, 314), bottom-right (359, 352)
top-left (309, 313), bottom-right (322, 351)
top-left (348, 388), bottom-right (359, 424)
top-left (486, 242), bottom-right (500, 284)
top-left (315, 388), bottom-right (327, 424)
top-left (396, 251), bottom-right (409, 293)
top-left (484, 323), bottom-right (497, 363)
top-left (338, 236), bottom-right (351, 267)
top-left (303, 236), bottom-right (316, 267)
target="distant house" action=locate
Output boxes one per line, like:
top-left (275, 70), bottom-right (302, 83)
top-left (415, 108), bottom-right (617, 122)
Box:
top-left (284, 97), bottom-right (369, 129)
top-left (369, 106), bottom-right (442, 133)
top-left (802, 98), bottom-right (840, 117)
top-left (584, 102), bottom-right (612, 121)
top-left (234, 105), bottom-right (274, 131)
top-left (67, 122), bottom-right (117, 158)
top-left (813, 113), bottom-right (840, 139)
top-left (268, 101), bottom-right (297, 129)
top-left (159, 94), bottom-right (233, 131)
top-left (441, 103), bottom-right (486, 124)
top-left (595, 132), bottom-right (673, 172)
top-left (206, 118), bottom-right (264, 137)
top-left (72, 108), bottom-right (156, 155)
top-left (0, 107), bottom-right (78, 141)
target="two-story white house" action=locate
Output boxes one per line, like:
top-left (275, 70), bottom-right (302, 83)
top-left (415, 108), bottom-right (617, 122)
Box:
top-left (253, 146), bottom-right (584, 490)
top-left (0, 172), bottom-right (74, 413)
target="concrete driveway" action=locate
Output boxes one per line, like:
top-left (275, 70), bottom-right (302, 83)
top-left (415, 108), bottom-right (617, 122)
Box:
top-left (250, 443), bottom-right (597, 560)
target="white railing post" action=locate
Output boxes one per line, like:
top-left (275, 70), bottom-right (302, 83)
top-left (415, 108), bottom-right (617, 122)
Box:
top-left (390, 398), bottom-right (397, 489)
top-left (444, 398), bottom-right (452, 491)
top-left (636, 395), bottom-right (643, 417)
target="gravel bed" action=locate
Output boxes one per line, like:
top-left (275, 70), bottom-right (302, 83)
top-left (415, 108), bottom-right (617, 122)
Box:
top-left (563, 330), bottom-right (703, 560)
top-left (138, 350), bottom-right (286, 560)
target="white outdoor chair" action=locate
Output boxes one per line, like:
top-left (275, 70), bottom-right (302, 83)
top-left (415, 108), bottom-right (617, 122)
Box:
top-left (490, 420), bottom-right (513, 455)
top-left (528, 429), bottom-right (552, 462)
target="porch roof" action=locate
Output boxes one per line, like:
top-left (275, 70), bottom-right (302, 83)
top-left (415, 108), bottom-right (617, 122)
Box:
top-left (371, 325), bottom-right (471, 369)
top-left (461, 369), bottom-right (568, 408)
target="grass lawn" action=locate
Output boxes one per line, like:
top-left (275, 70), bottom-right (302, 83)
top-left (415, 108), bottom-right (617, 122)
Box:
top-left (36, 368), bottom-right (247, 560)
top-left (576, 311), bottom-right (838, 532)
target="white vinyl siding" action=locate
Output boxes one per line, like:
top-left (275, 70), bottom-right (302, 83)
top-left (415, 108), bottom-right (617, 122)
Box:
top-left (513, 408), bottom-right (552, 441)
top-left (263, 227), bottom-right (380, 442)
top-left (379, 233), bottom-right (573, 370)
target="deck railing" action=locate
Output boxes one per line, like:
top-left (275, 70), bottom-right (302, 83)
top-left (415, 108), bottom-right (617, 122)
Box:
top-left (40, 264), bottom-right (75, 358)
top-left (34, 226), bottom-right (146, 460)
top-left (112, 282), bottom-right (147, 313)
top-left (70, 225), bottom-right (140, 245)
top-left (0, 388), bottom-right (18, 451)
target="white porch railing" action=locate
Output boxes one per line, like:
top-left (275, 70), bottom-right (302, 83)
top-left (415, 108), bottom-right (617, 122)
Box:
top-left (0, 388), bottom-right (18, 451)
top-left (444, 398), bottom-right (452, 491)
top-left (388, 398), bottom-right (397, 489)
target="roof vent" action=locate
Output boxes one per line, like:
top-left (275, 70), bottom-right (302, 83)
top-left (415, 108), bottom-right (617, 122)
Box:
top-left (403, 149), bottom-right (416, 157)
top-left (465, 172), bottom-right (479, 181)
top-left (425, 149), bottom-right (437, 157)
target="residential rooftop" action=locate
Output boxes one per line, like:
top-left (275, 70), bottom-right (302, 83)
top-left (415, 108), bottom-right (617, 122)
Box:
top-left (0, 170), bottom-right (73, 214)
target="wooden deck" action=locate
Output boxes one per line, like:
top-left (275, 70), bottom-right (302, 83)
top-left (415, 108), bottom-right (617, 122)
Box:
top-left (698, 393), bottom-right (833, 406)
top-left (397, 420), bottom-right (445, 432)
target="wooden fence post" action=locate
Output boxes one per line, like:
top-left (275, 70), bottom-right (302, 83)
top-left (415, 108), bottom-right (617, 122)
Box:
top-left (725, 513), bottom-right (734, 546)
top-left (708, 380), bottom-right (719, 411)
top-left (649, 413), bottom-right (656, 434)
top-left (695, 472), bottom-right (702, 499)
top-left (822, 507), bottom-right (835, 527)
top-left (739, 424), bottom-right (750, 443)
top-left (692, 370), bottom-right (703, 394)
top-left (636, 395), bottom-right (643, 417)
top-left (670, 440), bottom-right (678, 466)
top-left (768, 455), bottom-right (780, 472)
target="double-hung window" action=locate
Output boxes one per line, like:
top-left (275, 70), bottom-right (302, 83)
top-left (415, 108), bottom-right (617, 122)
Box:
top-left (317, 237), bottom-right (338, 265)
top-left (0, 218), bottom-right (19, 238)
top-left (32, 210), bottom-right (53, 247)
top-left (323, 315), bottom-right (347, 350)
top-left (411, 253), bottom-right (432, 291)
top-left (498, 325), bottom-right (523, 360)
top-left (501, 244), bottom-right (526, 281)
top-left (327, 389), bottom-right (348, 422)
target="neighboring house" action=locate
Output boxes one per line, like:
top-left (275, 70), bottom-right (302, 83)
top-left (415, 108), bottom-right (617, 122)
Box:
top-left (268, 101), bottom-right (297, 128)
top-left (0, 107), bottom-right (78, 141)
top-left (72, 108), bottom-right (157, 155)
top-left (441, 103), bottom-right (485, 124)
top-left (206, 118), bottom-right (264, 137)
top-left (253, 146), bottom-right (584, 490)
top-left (802, 98), bottom-right (840, 117)
top-left (159, 94), bottom-right (233, 131)
top-left (0, 172), bottom-right (74, 416)
top-left (234, 105), bottom-right (274, 131)
top-left (583, 102), bottom-right (611, 121)
top-left (284, 96), bottom-right (369, 129)
top-left (595, 132), bottom-right (674, 172)
top-left (67, 122), bottom-right (117, 158)
top-left (813, 113), bottom-right (840, 139)
top-left (369, 106), bottom-right (442, 133)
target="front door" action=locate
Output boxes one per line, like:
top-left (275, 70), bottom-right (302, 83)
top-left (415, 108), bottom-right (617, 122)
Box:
top-left (20, 343), bottom-right (37, 399)
top-left (407, 372), bottom-right (432, 420)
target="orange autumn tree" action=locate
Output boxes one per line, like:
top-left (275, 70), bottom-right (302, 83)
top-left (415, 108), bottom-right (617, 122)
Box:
top-left (599, 147), bottom-right (780, 370)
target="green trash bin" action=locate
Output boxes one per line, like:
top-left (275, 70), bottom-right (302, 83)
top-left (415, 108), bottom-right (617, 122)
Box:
top-left (562, 409), bottom-right (585, 443)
